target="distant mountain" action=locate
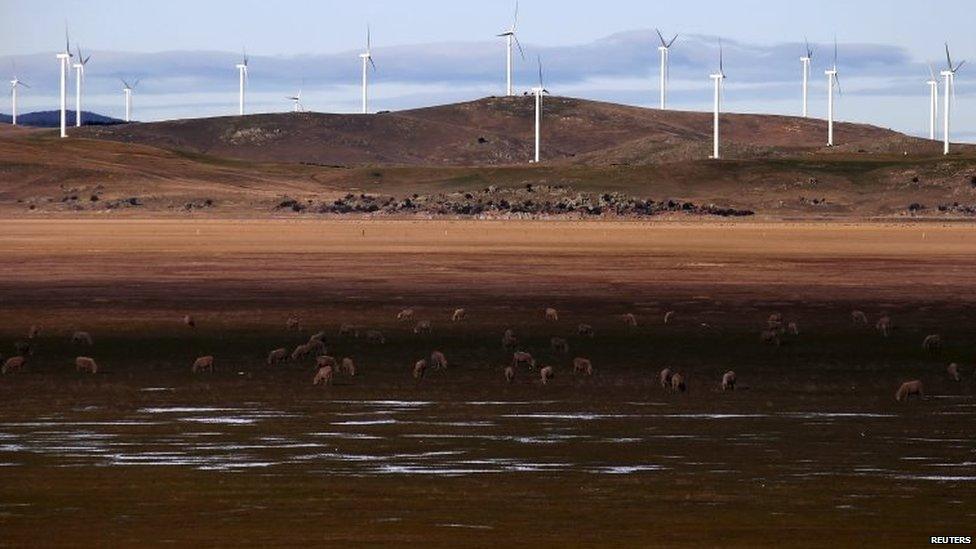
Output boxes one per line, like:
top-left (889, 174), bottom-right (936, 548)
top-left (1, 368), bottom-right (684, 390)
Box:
top-left (0, 111), bottom-right (124, 128)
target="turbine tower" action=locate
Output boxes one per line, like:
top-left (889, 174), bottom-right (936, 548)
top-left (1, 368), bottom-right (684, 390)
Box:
top-left (236, 49), bottom-right (248, 116)
top-left (72, 46), bottom-right (91, 127)
top-left (359, 26), bottom-right (376, 114)
top-left (926, 64), bottom-right (939, 140)
top-left (709, 41), bottom-right (726, 160)
top-left (497, 1), bottom-right (524, 97)
top-left (825, 38), bottom-right (841, 147)
top-left (121, 78), bottom-right (139, 122)
top-left (656, 29), bottom-right (678, 109)
top-left (800, 38), bottom-right (813, 117)
top-left (941, 43), bottom-right (965, 155)
top-left (56, 25), bottom-right (73, 138)
top-left (530, 55), bottom-right (550, 164)
top-left (9, 62), bottom-right (30, 126)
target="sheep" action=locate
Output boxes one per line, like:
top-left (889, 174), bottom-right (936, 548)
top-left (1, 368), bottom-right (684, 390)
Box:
top-left (895, 380), bottom-right (924, 402)
top-left (721, 370), bottom-right (736, 391)
top-left (947, 363), bottom-right (961, 382)
top-left (2, 356), bottom-right (26, 375)
top-left (787, 322), bottom-right (800, 336)
top-left (267, 347), bottom-right (288, 366)
top-left (452, 308), bottom-right (466, 322)
top-left (670, 372), bottom-right (687, 393)
top-left (540, 366), bottom-right (554, 385)
top-left (429, 350), bottom-right (448, 370)
top-left (875, 315), bottom-right (891, 338)
top-left (504, 366), bottom-right (515, 383)
top-left (663, 310), bottom-right (675, 325)
top-left (922, 334), bottom-right (942, 353)
top-left (313, 365), bottom-right (334, 386)
top-left (365, 330), bottom-right (386, 344)
top-left (512, 351), bottom-right (536, 369)
top-left (545, 308), bottom-right (559, 322)
top-left (306, 339), bottom-right (327, 356)
top-left (550, 337), bottom-right (570, 354)
top-left (286, 316), bottom-right (301, 331)
top-left (191, 355), bottom-right (214, 374)
top-left (308, 331), bottom-right (327, 344)
top-left (340, 357), bottom-right (356, 376)
top-left (622, 313), bottom-right (638, 327)
top-left (413, 321), bottom-right (432, 336)
top-left (413, 359), bottom-right (427, 380)
top-left (396, 308), bottom-right (415, 322)
top-left (75, 356), bottom-right (98, 374)
top-left (851, 310), bottom-right (868, 325)
top-left (291, 343), bottom-right (314, 361)
top-left (183, 314), bottom-right (196, 328)
top-left (27, 325), bottom-right (40, 339)
top-left (573, 357), bottom-right (593, 376)
top-left (13, 341), bottom-right (32, 357)
top-left (501, 329), bottom-right (518, 350)
top-left (577, 323), bottom-right (594, 338)
top-left (659, 368), bottom-right (673, 390)
top-left (71, 331), bottom-right (93, 346)
top-left (759, 329), bottom-right (781, 347)
top-left (338, 324), bottom-right (360, 338)
top-left (767, 313), bottom-right (784, 332)
top-left (315, 355), bottom-right (337, 370)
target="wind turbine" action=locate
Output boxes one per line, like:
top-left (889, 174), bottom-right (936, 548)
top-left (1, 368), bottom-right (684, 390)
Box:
top-left (497, 1), bottom-right (525, 97)
top-left (530, 55), bottom-right (550, 164)
top-left (824, 37), bottom-right (841, 147)
top-left (72, 45), bottom-right (91, 127)
top-left (287, 80), bottom-right (304, 112)
top-left (9, 62), bottom-right (30, 126)
top-left (656, 29), bottom-right (678, 109)
top-left (359, 26), bottom-right (376, 114)
top-left (941, 43), bottom-right (965, 155)
top-left (236, 49), bottom-right (248, 116)
top-left (709, 41), bottom-right (726, 160)
top-left (56, 24), bottom-right (73, 138)
top-left (926, 63), bottom-right (939, 140)
top-left (121, 78), bottom-right (139, 122)
top-left (800, 38), bottom-right (813, 117)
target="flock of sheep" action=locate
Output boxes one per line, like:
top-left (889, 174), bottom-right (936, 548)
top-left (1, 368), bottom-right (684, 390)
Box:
top-left (0, 308), bottom-right (960, 401)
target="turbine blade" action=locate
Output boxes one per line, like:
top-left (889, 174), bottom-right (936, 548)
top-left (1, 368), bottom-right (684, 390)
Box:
top-left (537, 54), bottom-right (543, 87)
top-left (955, 60), bottom-right (966, 72)
top-left (133, 78), bottom-right (141, 88)
top-left (369, 56), bottom-right (376, 71)
top-left (945, 43), bottom-right (952, 71)
top-left (121, 78), bottom-right (130, 89)
top-left (512, 0), bottom-right (519, 31)
top-left (668, 34), bottom-right (678, 48)
top-left (655, 28), bottom-right (667, 47)
top-left (929, 62), bottom-right (937, 82)
top-left (513, 33), bottom-right (525, 61)
top-left (835, 74), bottom-right (842, 95)
top-left (719, 40), bottom-right (724, 75)
top-left (367, 24), bottom-right (371, 50)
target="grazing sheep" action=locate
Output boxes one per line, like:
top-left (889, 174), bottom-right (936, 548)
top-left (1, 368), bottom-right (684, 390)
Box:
top-left (659, 368), bottom-right (673, 390)
top-left (577, 323), bottom-right (594, 338)
top-left (267, 347), bottom-right (288, 366)
top-left (947, 363), bottom-right (961, 382)
top-left (338, 324), bottom-right (360, 338)
top-left (429, 350), bottom-right (448, 370)
top-left (545, 308), bottom-right (559, 322)
top-left (291, 343), bottom-right (313, 361)
top-left (14, 341), bottom-right (32, 357)
top-left (2, 356), bottom-right (26, 375)
top-left (875, 315), bottom-right (891, 338)
top-left (664, 310), bottom-right (676, 325)
top-left (315, 355), bottom-right (337, 369)
top-left (183, 314), bottom-right (196, 328)
top-left (27, 325), bottom-right (40, 339)
top-left (550, 337), bottom-right (570, 354)
top-left (396, 308), bottom-right (415, 322)
top-left (721, 370), bottom-right (736, 391)
top-left (501, 329), bottom-right (518, 350)
top-left (622, 313), bottom-right (638, 327)
top-left (286, 316), bottom-right (301, 331)
top-left (851, 310), bottom-right (868, 325)
top-left (71, 331), bottom-right (93, 346)
top-left (413, 359), bottom-right (427, 380)
top-left (922, 334), bottom-right (942, 352)
top-left (452, 308), bottom-right (466, 322)
top-left (191, 355), bottom-right (214, 374)
top-left (573, 357), bottom-right (593, 376)
top-left (670, 373), bottom-right (687, 393)
top-left (306, 339), bottom-right (327, 356)
top-left (308, 331), bottom-right (327, 344)
top-left (786, 321), bottom-right (800, 336)
top-left (512, 351), bottom-right (536, 369)
top-left (504, 366), bottom-right (515, 383)
top-left (540, 366), bottom-right (554, 385)
top-left (341, 357), bottom-right (356, 376)
top-left (767, 313), bottom-right (783, 325)
top-left (413, 321), bottom-right (432, 335)
top-left (365, 330), bottom-right (386, 344)
top-left (895, 380), bottom-right (924, 402)
top-left (759, 329), bottom-right (781, 347)
top-left (313, 365), bottom-right (334, 386)
top-left (75, 356), bottom-right (98, 374)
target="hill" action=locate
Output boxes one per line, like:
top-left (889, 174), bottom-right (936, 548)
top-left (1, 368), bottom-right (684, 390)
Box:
top-left (0, 111), bottom-right (124, 127)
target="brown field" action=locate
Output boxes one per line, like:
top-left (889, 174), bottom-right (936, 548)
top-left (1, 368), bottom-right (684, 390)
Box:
top-left (1, 220), bottom-right (975, 546)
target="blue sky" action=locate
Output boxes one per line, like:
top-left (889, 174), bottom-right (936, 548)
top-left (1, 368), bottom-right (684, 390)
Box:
top-left (0, 0), bottom-right (974, 140)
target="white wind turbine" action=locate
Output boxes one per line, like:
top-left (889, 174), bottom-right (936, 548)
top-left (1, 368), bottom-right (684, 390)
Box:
top-left (9, 62), bottom-right (30, 126)
top-left (655, 29), bottom-right (678, 109)
top-left (800, 38), bottom-right (813, 117)
top-left (709, 41), bottom-right (726, 160)
top-left (287, 80), bottom-right (304, 112)
top-left (530, 55), bottom-right (550, 164)
top-left (121, 78), bottom-right (139, 122)
top-left (926, 63), bottom-right (939, 140)
top-left (941, 43), bottom-right (965, 155)
top-left (359, 26), bottom-right (376, 114)
top-left (824, 38), bottom-right (841, 147)
top-left (236, 49), bottom-right (248, 116)
top-left (56, 25), bottom-right (73, 138)
top-left (497, 1), bottom-right (525, 97)
top-left (72, 45), bottom-right (91, 127)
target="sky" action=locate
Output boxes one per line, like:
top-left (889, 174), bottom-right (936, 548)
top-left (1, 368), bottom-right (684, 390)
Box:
top-left (0, 0), bottom-right (974, 140)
